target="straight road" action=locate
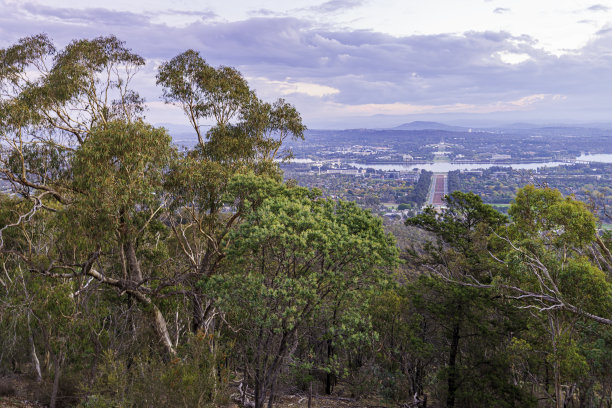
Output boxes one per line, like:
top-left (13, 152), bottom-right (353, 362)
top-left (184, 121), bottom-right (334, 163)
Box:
top-left (427, 172), bottom-right (448, 207)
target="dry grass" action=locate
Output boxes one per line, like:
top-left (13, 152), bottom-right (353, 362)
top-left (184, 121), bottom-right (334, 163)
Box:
top-left (0, 376), bottom-right (43, 408)
top-left (0, 396), bottom-right (43, 408)
top-left (245, 394), bottom-right (391, 408)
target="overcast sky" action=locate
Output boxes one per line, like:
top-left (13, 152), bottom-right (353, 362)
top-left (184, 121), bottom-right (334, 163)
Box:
top-left (2, 0), bottom-right (612, 128)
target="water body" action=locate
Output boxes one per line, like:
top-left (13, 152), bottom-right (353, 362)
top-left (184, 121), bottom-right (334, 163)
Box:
top-left (289, 158), bottom-right (316, 163)
top-left (348, 161), bottom-right (565, 172)
top-left (288, 154), bottom-right (612, 172)
top-left (347, 153), bottom-right (612, 172)
top-left (577, 153), bottom-right (612, 162)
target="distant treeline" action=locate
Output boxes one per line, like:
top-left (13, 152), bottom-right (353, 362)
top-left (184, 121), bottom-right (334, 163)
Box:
top-left (401, 170), bottom-right (432, 206)
top-left (447, 169), bottom-right (462, 194)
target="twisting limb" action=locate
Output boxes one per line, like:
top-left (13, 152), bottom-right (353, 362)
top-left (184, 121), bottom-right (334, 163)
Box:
top-left (450, 267), bottom-right (612, 326)
top-left (85, 267), bottom-right (177, 356)
top-left (0, 193), bottom-right (45, 249)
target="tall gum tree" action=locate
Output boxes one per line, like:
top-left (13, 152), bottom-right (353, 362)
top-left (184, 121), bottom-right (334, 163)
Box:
top-left (157, 50), bottom-right (306, 336)
top-left (405, 191), bottom-right (521, 407)
top-left (206, 174), bottom-right (399, 408)
top-left (407, 187), bottom-right (612, 408)
top-left (495, 186), bottom-right (612, 408)
top-left (68, 120), bottom-right (177, 355)
top-left (489, 185), bottom-right (612, 325)
top-left (1, 34), bottom-right (146, 232)
top-left (1, 36), bottom-right (306, 359)
top-left (1, 35), bottom-right (172, 358)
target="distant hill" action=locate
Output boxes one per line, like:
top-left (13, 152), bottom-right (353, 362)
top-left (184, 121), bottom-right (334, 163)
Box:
top-left (502, 122), bottom-right (541, 130)
top-left (495, 122), bottom-right (612, 131)
top-left (393, 121), bottom-right (468, 132)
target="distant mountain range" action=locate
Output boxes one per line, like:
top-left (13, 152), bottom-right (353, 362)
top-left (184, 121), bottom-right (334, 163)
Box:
top-left (390, 121), bottom-right (612, 132)
top-left (154, 121), bottom-right (612, 147)
top-left (392, 121), bottom-right (469, 132)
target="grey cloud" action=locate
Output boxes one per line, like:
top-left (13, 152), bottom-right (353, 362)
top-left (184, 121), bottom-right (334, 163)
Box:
top-left (309, 0), bottom-right (364, 13)
top-left (161, 9), bottom-right (217, 20)
top-left (494, 7), bottom-right (510, 14)
top-left (20, 2), bottom-right (149, 26)
top-left (596, 25), bottom-right (612, 35)
top-left (162, 20), bottom-right (612, 114)
top-left (587, 4), bottom-right (609, 12)
top-left (248, 8), bottom-right (284, 17)
top-left (3, 3), bottom-right (612, 126)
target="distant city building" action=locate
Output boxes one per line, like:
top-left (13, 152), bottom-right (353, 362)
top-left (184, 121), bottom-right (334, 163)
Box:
top-left (325, 169), bottom-right (365, 176)
top-left (492, 153), bottom-right (512, 161)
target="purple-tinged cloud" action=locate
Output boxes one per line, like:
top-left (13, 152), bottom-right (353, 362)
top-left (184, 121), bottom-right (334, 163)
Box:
top-left (3, 2), bottom-right (612, 127)
top-left (248, 8), bottom-right (284, 17)
top-left (494, 7), bottom-right (510, 14)
top-left (20, 2), bottom-right (150, 27)
top-left (587, 4), bottom-right (610, 12)
top-left (310, 0), bottom-right (364, 13)
top-left (596, 25), bottom-right (612, 35)
top-left (162, 9), bottom-right (216, 19)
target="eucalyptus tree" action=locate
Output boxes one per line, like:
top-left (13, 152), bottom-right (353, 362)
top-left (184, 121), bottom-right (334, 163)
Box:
top-left (498, 185), bottom-right (612, 323)
top-left (444, 186), bottom-right (611, 408)
top-left (1, 34), bottom-right (312, 403)
top-left (492, 186), bottom-right (612, 408)
top-left (157, 50), bottom-right (306, 335)
top-left (3, 120), bottom-right (178, 357)
top-left (205, 174), bottom-right (398, 408)
top-left (0, 34), bottom-right (145, 203)
top-left (406, 187), bottom-right (612, 327)
top-left (406, 187), bottom-right (612, 408)
top-left (0, 35), bottom-right (175, 360)
top-left (1, 35), bottom-right (306, 358)
top-left (67, 120), bottom-right (178, 355)
top-left (405, 192), bottom-right (529, 407)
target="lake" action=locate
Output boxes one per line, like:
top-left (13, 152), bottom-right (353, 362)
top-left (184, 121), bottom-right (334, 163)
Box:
top-left (345, 153), bottom-right (612, 172)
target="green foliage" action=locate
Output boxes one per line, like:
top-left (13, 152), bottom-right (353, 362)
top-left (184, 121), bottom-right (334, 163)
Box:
top-left (81, 335), bottom-right (222, 408)
top-left (1, 34), bottom-right (145, 146)
top-left (204, 176), bottom-right (398, 406)
top-left (402, 170), bottom-right (431, 206)
top-left (509, 184), bottom-right (596, 247)
top-left (72, 120), bottom-right (173, 202)
top-left (495, 185), bottom-right (612, 321)
top-left (70, 120), bottom-right (174, 237)
top-left (407, 191), bottom-right (507, 246)
top-left (157, 50), bottom-right (250, 126)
